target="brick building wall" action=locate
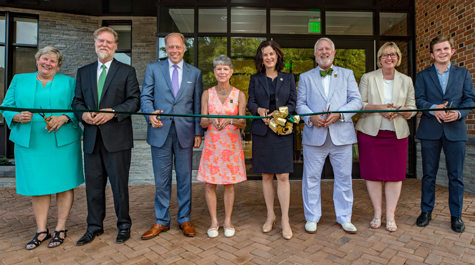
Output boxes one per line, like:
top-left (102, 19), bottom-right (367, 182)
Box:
top-left (415, 0), bottom-right (475, 133)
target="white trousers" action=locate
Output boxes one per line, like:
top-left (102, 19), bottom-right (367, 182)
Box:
top-left (302, 134), bottom-right (353, 224)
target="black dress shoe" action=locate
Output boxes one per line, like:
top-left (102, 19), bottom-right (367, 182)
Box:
top-left (416, 212), bottom-right (432, 227)
top-left (77, 229), bottom-right (104, 246)
top-left (116, 229), bottom-right (130, 244)
top-left (451, 217), bottom-right (465, 233)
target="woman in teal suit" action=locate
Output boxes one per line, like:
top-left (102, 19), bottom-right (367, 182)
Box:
top-left (1, 46), bottom-right (83, 249)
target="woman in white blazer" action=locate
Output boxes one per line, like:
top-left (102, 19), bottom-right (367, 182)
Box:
top-left (355, 42), bottom-right (416, 232)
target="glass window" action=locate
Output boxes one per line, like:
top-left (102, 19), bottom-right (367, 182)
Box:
top-left (159, 6), bottom-right (194, 33)
top-left (12, 47), bottom-right (37, 75)
top-left (231, 7), bottom-right (265, 34)
top-left (326, 11), bottom-right (373, 35)
top-left (281, 48), bottom-right (315, 85)
top-left (198, 37), bottom-right (227, 89)
top-left (380, 13), bottom-right (408, 36)
top-left (0, 46), bottom-right (5, 120)
top-left (109, 24), bottom-right (132, 50)
top-left (271, 9), bottom-right (321, 35)
top-left (114, 52), bottom-right (131, 65)
top-left (199, 8), bottom-right (227, 33)
top-left (13, 17), bottom-right (38, 45)
top-left (0, 16), bottom-right (5, 43)
top-left (105, 22), bottom-right (132, 65)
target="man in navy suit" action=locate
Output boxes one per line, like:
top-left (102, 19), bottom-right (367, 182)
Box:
top-left (140, 33), bottom-right (203, 239)
top-left (415, 35), bottom-right (475, 233)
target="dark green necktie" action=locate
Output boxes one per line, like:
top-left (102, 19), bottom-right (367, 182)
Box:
top-left (97, 64), bottom-right (106, 107)
top-left (320, 68), bottom-right (333, 77)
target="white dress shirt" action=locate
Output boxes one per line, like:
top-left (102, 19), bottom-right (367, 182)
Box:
top-left (97, 59), bottom-right (113, 83)
top-left (380, 79), bottom-right (396, 131)
top-left (317, 65), bottom-right (333, 98)
top-left (168, 58), bottom-right (184, 88)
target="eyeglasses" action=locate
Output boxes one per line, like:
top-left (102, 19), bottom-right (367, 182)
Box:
top-left (381, 53), bottom-right (398, 59)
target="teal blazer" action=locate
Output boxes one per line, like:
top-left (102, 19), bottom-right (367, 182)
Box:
top-left (1, 73), bottom-right (82, 148)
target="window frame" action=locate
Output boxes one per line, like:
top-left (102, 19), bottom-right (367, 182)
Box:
top-left (102, 20), bottom-right (133, 65)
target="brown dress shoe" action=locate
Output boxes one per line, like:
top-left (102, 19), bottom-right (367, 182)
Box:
top-left (180, 222), bottom-right (195, 237)
top-left (141, 224), bottom-right (170, 240)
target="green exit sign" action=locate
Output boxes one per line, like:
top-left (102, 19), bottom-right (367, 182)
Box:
top-left (308, 21), bottom-right (321, 33)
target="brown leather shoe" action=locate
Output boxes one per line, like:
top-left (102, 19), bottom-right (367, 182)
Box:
top-left (141, 224), bottom-right (170, 240)
top-left (180, 222), bottom-right (195, 237)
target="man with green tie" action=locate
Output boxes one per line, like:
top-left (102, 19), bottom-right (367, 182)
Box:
top-left (73, 27), bottom-right (140, 245)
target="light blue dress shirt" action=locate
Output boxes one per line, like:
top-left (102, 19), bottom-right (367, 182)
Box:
top-left (430, 64), bottom-right (460, 118)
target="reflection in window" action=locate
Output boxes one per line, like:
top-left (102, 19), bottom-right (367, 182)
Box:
top-left (281, 48), bottom-right (315, 85)
top-left (14, 17), bottom-right (38, 45)
top-left (380, 13), bottom-right (407, 36)
top-left (13, 47), bottom-right (37, 75)
top-left (199, 8), bottom-right (227, 33)
top-left (326, 11), bottom-right (373, 35)
top-left (271, 10), bottom-right (321, 35)
top-left (0, 16), bottom-right (5, 43)
top-left (160, 6), bottom-right (194, 33)
top-left (230, 37), bottom-right (265, 94)
top-left (198, 37), bottom-right (227, 89)
top-left (231, 7), bottom-right (265, 34)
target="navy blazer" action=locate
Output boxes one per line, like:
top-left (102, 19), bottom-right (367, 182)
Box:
top-left (415, 64), bottom-right (475, 141)
top-left (73, 59), bottom-right (141, 154)
top-left (247, 72), bottom-right (297, 136)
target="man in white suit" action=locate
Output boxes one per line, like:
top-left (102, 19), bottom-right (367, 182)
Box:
top-left (297, 37), bottom-right (362, 234)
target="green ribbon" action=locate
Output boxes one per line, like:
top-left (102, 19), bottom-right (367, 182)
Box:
top-left (0, 106), bottom-right (473, 120)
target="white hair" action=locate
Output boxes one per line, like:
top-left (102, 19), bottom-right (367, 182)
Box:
top-left (314, 37), bottom-right (335, 52)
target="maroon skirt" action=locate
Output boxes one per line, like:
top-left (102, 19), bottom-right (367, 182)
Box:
top-left (357, 130), bottom-right (408, 182)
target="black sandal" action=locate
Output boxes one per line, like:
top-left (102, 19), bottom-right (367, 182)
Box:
top-left (48, 230), bottom-right (68, 248)
top-left (26, 229), bottom-right (51, 250)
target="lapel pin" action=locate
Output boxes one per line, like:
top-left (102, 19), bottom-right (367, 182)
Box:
top-left (230, 99), bottom-right (233, 103)
top-left (280, 78), bottom-right (283, 81)
top-left (186, 70), bottom-right (189, 72)
top-left (334, 73), bottom-right (337, 78)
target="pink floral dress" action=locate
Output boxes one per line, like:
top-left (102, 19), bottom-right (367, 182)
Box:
top-left (197, 87), bottom-right (246, 184)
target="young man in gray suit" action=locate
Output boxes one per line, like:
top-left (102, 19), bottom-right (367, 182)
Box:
top-left (140, 33), bottom-right (203, 239)
top-left (297, 37), bottom-right (362, 234)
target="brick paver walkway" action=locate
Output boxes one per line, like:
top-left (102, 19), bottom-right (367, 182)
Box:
top-left (1, 179), bottom-right (474, 264)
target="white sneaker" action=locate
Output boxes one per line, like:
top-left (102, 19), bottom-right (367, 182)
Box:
top-left (224, 226), bottom-right (235, 237)
top-left (207, 224), bottom-right (219, 238)
top-left (305, 221), bottom-right (317, 234)
top-left (339, 222), bottom-right (357, 234)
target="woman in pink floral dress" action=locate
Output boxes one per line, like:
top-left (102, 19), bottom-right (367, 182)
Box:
top-left (197, 55), bottom-right (247, 238)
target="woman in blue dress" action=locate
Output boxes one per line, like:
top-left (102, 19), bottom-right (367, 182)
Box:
top-left (1, 46), bottom-right (83, 249)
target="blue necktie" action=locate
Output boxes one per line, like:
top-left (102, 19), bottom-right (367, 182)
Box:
top-left (172, 65), bottom-right (179, 98)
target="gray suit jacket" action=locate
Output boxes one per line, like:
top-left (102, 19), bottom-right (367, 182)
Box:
top-left (140, 59), bottom-right (204, 148)
top-left (296, 66), bottom-right (362, 147)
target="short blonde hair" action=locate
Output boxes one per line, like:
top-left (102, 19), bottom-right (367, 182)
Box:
top-left (164, 32), bottom-right (186, 47)
top-left (93, 27), bottom-right (119, 44)
top-left (35, 46), bottom-right (63, 67)
top-left (377, 42), bottom-right (402, 68)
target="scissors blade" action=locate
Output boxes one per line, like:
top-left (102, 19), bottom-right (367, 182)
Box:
top-left (38, 106), bottom-right (46, 118)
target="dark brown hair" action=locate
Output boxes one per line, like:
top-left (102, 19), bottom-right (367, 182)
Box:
top-left (254, 40), bottom-right (285, 74)
top-left (430, 35), bottom-right (455, 54)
